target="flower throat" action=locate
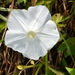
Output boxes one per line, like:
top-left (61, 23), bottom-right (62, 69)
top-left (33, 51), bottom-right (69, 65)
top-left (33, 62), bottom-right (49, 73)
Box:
top-left (27, 31), bottom-right (36, 38)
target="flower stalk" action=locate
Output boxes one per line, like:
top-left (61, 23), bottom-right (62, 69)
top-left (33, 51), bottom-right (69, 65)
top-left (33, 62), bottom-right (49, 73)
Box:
top-left (45, 53), bottom-right (48, 75)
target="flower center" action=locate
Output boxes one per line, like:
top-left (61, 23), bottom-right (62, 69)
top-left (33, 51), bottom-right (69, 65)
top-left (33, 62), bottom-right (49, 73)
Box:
top-left (27, 31), bottom-right (36, 38)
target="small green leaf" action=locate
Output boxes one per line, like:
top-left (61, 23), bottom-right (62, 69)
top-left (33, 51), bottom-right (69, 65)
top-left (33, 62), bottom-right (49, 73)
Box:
top-left (36, 1), bottom-right (44, 5)
top-left (17, 0), bottom-right (26, 4)
top-left (57, 24), bottom-right (66, 27)
top-left (24, 0), bottom-right (27, 4)
top-left (59, 33), bottom-right (66, 42)
top-left (44, 1), bottom-right (51, 4)
top-left (65, 67), bottom-right (75, 75)
top-left (36, 1), bottom-right (51, 5)
top-left (0, 39), bottom-right (4, 43)
top-left (51, 13), bottom-right (63, 24)
top-left (51, 13), bottom-right (66, 27)
top-left (17, 0), bottom-right (24, 3)
top-left (0, 22), bottom-right (6, 32)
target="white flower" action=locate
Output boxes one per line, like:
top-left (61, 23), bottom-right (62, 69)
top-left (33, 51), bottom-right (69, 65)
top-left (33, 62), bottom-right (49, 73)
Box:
top-left (5, 5), bottom-right (60, 60)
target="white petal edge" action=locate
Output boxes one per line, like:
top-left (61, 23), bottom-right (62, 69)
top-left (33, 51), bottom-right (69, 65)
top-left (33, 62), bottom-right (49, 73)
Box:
top-left (37, 20), bottom-right (60, 50)
top-left (28, 5), bottom-right (51, 31)
top-left (5, 30), bottom-right (28, 53)
top-left (8, 9), bottom-right (32, 32)
top-left (23, 38), bottom-right (47, 60)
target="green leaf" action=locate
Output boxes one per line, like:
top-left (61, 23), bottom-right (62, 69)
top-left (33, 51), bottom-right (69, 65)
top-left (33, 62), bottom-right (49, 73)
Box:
top-left (58, 37), bottom-right (75, 52)
top-left (36, 0), bottom-right (51, 5)
top-left (59, 33), bottom-right (66, 42)
top-left (57, 37), bottom-right (75, 57)
top-left (64, 37), bottom-right (75, 57)
top-left (51, 13), bottom-right (63, 24)
top-left (65, 67), bottom-right (75, 75)
top-left (57, 42), bottom-right (66, 52)
top-left (48, 68), bottom-right (56, 75)
top-left (24, 0), bottom-right (27, 4)
top-left (59, 33), bottom-right (75, 64)
top-left (57, 34), bottom-right (67, 52)
top-left (57, 24), bottom-right (66, 27)
top-left (0, 39), bottom-right (4, 43)
top-left (17, 0), bottom-right (26, 4)
top-left (44, 1), bottom-right (51, 4)
top-left (36, 1), bottom-right (44, 5)
top-left (48, 66), bottom-right (65, 75)
top-left (17, 0), bottom-right (24, 3)
top-left (62, 58), bottom-right (68, 67)
top-left (51, 13), bottom-right (66, 27)
top-left (66, 37), bottom-right (75, 46)
top-left (0, 22), bottom-right (6, 32)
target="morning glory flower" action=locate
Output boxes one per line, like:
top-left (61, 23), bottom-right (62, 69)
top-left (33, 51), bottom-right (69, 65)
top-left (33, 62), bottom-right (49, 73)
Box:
top-left (5, 5), bottom-right (60, 60)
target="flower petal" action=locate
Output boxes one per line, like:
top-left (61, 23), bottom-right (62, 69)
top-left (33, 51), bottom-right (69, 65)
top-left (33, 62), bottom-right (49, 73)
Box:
top-left (37, 20), bottom-right (60, 50)
top-left (28, 5), bottom-right (51, 31)
top-left (8, 9), bottom-right (31, 32)
top-left (23, 38), bottom-right (47, 60)
top-left (5, 30), bottom-right (28, 53)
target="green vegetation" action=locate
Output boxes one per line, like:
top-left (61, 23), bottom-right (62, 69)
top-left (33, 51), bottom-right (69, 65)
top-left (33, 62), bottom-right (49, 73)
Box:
top-left (0, 0), bottom-right (75, 75)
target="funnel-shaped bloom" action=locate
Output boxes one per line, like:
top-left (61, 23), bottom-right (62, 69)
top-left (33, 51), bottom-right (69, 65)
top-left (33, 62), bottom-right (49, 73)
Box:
top-left (5, 5), bottom-right (60, 60)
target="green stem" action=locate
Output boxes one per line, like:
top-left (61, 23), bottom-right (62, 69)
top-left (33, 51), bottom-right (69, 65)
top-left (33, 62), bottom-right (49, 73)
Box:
top-left (24, 64), bottom-right (39, 69)
top-left (41, 60), bottom-right (65, 75)
top-left (35, 64), bottom-right (43, 75)
top-left (60, 7), bottom-right (75, 22)
top-left (0, 7), bottom-right (11, 11)
top-left (45, 53), bottom-right (48, 75)
top-left (48, 66), bottom-right (65, 75)
top-left (0, 14), bottom-right (8, 22)
top-left (17, 64), bottom-right (39, 70)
